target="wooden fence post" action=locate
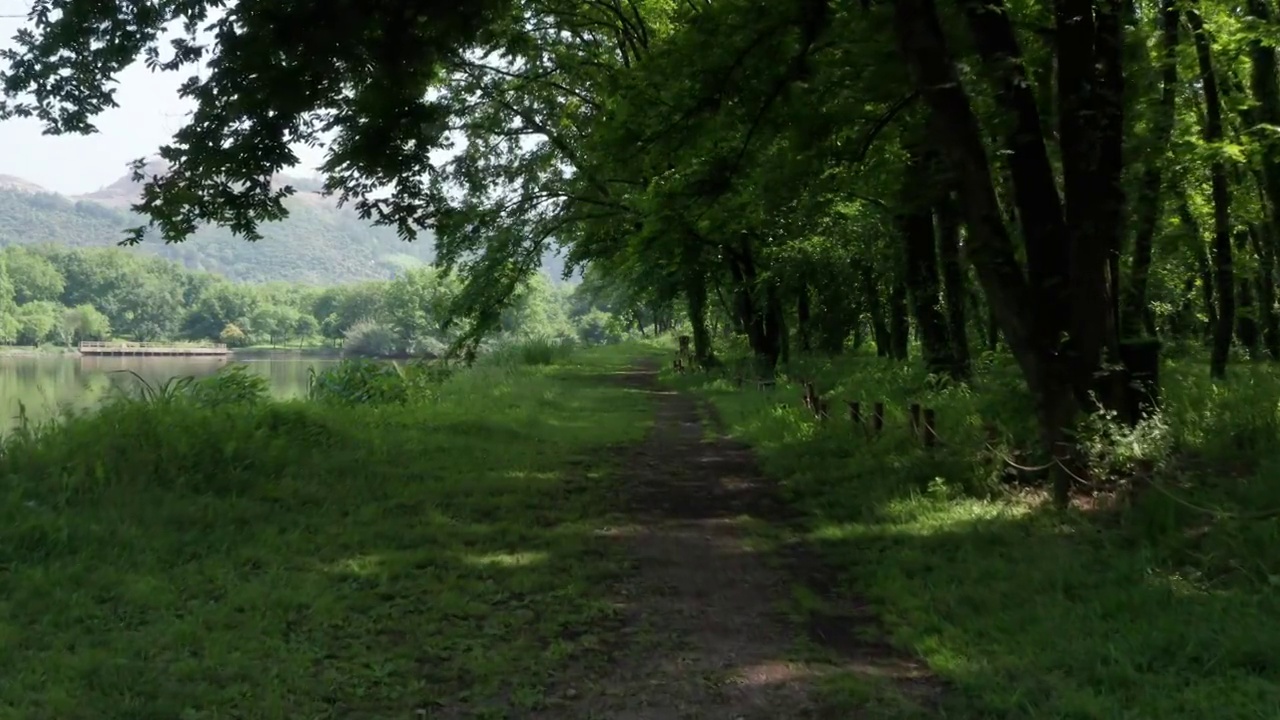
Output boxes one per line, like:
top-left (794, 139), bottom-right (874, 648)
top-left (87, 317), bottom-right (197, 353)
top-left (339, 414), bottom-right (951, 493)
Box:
top-left (872, 401), bottom-right (885, 435)
top-left (909, 402), bottom-right (922, 438)
top-left (923, 408), bottom-right (937, 448)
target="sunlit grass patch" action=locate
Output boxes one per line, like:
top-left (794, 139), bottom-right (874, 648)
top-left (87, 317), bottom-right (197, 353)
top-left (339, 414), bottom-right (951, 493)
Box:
top-left (0, 350), bottom-right (653, 718)
top-left (671, 350), bottom-right (1280, 719)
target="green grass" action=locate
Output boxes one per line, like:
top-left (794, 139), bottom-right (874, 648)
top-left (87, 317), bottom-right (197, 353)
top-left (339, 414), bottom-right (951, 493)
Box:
top-left (669, 347), bottom-right (1280, 719)
top-left (0, 347), bottom-right (652, 719)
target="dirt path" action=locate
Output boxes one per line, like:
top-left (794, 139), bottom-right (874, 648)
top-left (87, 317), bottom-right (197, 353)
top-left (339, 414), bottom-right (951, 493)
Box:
top-left (534, 361), bottom-right (938, 719)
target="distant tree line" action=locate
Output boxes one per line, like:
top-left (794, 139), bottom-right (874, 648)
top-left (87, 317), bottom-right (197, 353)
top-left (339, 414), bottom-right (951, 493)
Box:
top-left (0, 244), bottom-right (659, 354)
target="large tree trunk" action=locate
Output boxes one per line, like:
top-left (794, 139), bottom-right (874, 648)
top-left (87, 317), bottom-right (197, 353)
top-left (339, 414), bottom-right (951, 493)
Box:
top-left (895, 0), bottom-right (1079, 506)
top-left (1189, 7), bottom-right (1237, 378)
top-left (1248, 0), bottom-right (1280, 360)
top-left (899, 0), bottom-right (1145, 505)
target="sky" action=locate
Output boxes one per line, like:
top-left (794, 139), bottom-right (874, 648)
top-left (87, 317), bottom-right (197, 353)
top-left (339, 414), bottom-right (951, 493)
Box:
top-left (0, 4), bottom-right (326, 195)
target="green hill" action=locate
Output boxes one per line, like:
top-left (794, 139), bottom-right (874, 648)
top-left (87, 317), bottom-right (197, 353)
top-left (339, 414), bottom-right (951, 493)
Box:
top-left (0, 172), bottom-right (437, 284)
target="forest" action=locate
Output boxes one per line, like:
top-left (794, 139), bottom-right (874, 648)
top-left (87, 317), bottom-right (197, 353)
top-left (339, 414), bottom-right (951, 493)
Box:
top-left (1, 0), bottom-right (1279, 718)
top-left (0, 244), bottom-right (629, 353)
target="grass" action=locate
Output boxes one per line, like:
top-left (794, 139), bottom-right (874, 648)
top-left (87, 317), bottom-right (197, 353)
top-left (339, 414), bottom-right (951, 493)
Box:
top-left (669, 346), bottom-right (1280, 719)
top-left (0, 345), bottom-right (652, 719)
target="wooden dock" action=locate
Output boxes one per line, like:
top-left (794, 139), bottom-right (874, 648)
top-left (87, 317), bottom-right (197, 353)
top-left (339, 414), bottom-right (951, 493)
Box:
top-left (78, 341), bottom-right (230, 357)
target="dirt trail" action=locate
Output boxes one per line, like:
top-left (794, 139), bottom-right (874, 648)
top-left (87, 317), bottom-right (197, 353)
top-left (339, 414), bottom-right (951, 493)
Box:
top-left (534, 361), bottom-right (937, 719)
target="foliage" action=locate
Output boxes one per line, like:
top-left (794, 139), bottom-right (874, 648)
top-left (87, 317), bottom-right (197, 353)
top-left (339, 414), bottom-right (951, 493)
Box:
top-left (576, 309), bottom-right (625, 346)
top-left (306, 358), bottom-right (452, 405)
top-left (187, 364), bottom-right (272, 408)
top-left (218, 322), bottom-right (248, 347)
top-left (342, 319), bottom-right (400, 358)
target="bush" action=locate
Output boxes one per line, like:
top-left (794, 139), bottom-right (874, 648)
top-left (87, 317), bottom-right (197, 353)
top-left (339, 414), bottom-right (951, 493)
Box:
top-left (575, 309), bottom-right (623, 346)
top-left (306, 358), bottom-right (451, 405)
top-left (344, 319), bottom-right (400, 357)
top-left (486, 336), bottom-right (576, 367)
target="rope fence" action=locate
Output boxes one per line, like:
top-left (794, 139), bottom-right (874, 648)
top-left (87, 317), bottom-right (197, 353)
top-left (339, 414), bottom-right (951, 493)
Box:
top-left (674, 349), bottom-right (1278, 523)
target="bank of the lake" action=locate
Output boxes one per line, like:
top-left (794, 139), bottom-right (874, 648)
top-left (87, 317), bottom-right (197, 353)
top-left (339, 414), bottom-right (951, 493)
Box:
top-left (0, 344), bottom-right (653, 719)
top-left (0, 351), bottom-right (340, 431)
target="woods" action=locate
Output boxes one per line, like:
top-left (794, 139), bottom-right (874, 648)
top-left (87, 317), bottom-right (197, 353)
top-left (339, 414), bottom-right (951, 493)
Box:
top-left (8, 1), bottom-right (1280, 716)
top-left (8, 0), bottom-right (1280, 504)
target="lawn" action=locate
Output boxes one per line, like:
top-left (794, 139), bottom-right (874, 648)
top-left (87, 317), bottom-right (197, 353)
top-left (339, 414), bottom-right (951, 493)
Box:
top-left (669, 349), bottom-right (1280, 719)
top-left (0, 348), bottom-right (652, 719)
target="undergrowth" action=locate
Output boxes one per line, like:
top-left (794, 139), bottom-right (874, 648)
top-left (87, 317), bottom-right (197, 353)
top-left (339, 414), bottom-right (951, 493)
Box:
top-left (672, 345), bottom-right (1280, 719)
top-left (0, 346), bottom-right (651, 719)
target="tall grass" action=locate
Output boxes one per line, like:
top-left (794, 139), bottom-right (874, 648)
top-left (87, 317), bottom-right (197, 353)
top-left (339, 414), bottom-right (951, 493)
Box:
top-left (670, 350), bottom-right (1280, 718)
top-left (483, 336), bottom-right (576, 367)
top-left (0, 348), bottom-right (654, 718)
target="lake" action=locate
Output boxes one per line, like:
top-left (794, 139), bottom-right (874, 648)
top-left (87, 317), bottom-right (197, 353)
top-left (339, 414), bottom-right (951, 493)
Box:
top-left (0, 353), bottom-right (340, 433)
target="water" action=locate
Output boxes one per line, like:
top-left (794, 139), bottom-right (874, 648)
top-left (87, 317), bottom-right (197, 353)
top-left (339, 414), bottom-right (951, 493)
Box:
top-left (0, 353), bottom-right (341, 432)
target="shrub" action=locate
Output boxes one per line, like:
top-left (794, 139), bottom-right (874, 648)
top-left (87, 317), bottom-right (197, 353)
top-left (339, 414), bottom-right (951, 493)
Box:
top-left (307, 358), bottom-right (451, 405)
top-left (575, 309), bottom-right (623, 346)
top-left (344, 319), bottom-right (400, 357)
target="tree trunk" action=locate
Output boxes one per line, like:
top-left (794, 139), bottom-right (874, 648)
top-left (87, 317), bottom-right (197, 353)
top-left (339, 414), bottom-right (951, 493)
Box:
top-left (887, 274), bottom-right (910, 361)
top-left (683, 269), bottom-right (716, 368)
top-left (900, 145), bottom-right (956, 375)
top-left (864, 268), bottom-right (891, 357)
top-left (896, 0), bottom-right (1080, 506)
top-left (1123, 0), bottom-right (1178, 338)
top-left (1189, 7), bottom-right (1236, 378)
top-left (1236, 227), bottom-right (1260, 357)
top-left (797, 279), bottom-right (812, 353)
top-left (937, 191), bottom-right (972, 379)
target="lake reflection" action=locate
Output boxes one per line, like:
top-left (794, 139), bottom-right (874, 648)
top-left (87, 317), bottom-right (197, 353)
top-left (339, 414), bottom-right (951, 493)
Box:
top-left (0, 353), bottom-right (339, 432)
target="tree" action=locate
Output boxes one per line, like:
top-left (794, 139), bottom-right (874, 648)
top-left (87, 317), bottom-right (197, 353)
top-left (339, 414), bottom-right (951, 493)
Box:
top-left (2, 247), bottom-right (65, 303)
top-left (0, 257), bottom-right (18, 344)
top-left (13, 301), bottom-right (61, 345)
top-left (218, 322), bottom-right (248, 347)
top-left (60, 304), bottom-right (110, 345)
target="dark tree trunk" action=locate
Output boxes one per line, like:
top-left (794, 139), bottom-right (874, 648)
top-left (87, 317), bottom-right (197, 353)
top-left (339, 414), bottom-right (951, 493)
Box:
top-left (683, 260), bottom-right (716, 369)
top-left (1252, 223), bottom-right (1280, 359)
top-left (887, 274), bottom-right (910, 361)
top-left (1248, 0), bottom-right (1280, 360)
top-left (899, 0), bottom-right (1141, 506)
top-left (1124, 0), bottom-right (1178, 338)
top-left (1236, 227), bottom-right (1260, 357)
top-left (797, 279), bottom-right (812, 353)
top-left (936, 192), bottom-right (972, 378)
top-left (900, 144), bottom-right (956, 375)
top-left (1189, 7), bottom-right (1236, 378)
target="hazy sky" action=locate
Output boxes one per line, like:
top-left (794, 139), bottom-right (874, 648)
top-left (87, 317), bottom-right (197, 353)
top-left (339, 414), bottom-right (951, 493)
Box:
top-left (0, 6), bottom-right (326, 195)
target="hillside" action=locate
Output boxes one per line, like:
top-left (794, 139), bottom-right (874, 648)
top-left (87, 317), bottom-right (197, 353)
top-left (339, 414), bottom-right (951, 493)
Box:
top-left (0, 169), bottom-right (440, 284)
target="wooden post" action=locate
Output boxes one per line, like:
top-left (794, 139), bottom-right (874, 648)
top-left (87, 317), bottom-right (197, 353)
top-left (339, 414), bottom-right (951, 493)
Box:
top-left (872, 401), bottom-right (885, 435)
top-left (848, 401), bottom-right (862, 428)
top-left (923, 408), bottom-right (937, 448)
top-left (909, 403), bottom-right (922, 438)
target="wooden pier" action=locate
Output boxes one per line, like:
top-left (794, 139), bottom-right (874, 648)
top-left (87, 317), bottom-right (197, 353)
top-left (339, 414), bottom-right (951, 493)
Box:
top-left (78, 341), bottom-right (230, 357)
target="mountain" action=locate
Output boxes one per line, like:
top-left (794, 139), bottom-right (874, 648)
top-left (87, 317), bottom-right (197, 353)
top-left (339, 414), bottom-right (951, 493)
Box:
top-left (0, 164), bottom-right (574, 285)
top-left (0, 164), bottom-right (440, 284)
